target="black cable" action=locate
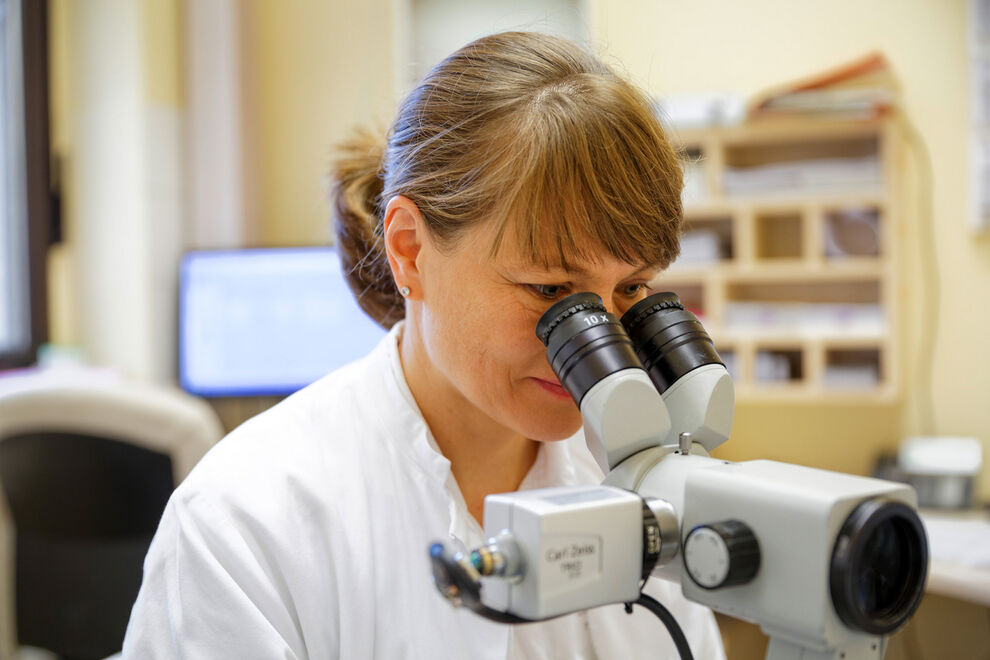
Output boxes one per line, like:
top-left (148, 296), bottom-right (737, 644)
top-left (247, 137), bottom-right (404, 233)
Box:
top-left (625, 593), bottom-right (695, 660)
top-left (431, 541), bottom-right (697, 657)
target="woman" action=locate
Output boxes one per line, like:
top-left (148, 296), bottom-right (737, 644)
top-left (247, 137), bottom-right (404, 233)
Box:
top-left (124, 32), bottom-right (725, 659)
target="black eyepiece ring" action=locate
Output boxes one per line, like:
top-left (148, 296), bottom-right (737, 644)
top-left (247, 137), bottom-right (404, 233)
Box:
top-left (535, 292), bottom-right (605, 346)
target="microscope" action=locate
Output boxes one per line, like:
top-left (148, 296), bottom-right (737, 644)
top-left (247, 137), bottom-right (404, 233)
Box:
top-left (430, 292), bottom-right (929, 660)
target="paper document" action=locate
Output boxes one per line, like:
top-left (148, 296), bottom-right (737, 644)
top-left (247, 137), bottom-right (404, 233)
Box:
top-left (922, 512), bottom-right (990, 569)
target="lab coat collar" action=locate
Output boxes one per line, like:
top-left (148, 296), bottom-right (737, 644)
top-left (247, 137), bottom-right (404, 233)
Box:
top-left (378, 323), bottom-right (472, 545)
top-left (380, 322), bottom-right (453, 483)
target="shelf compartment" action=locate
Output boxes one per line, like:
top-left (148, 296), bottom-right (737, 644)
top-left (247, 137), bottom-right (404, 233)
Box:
top-left (754, 347), bottom-right (803, 384)
top-left (721, 135), bottom-right (883, 198)
top-left (681, 146), bottom-right (710, 205)
top-left (755, 210), bottom-right (803, 259)
top-left (666, 260), bottom-right (885, 281)
top-left (823, 347), bottom-right (882, 389)
top-left (724, 280), bottom-right (884, 340)
top-left (675, 215), bottom-right (734, 267)
top-left (726, 261), bottom-right (885, 281)
top-left (714, 345), bottom-right (738, 381)
top-left (664, 283), bottom-right (705, 319)
top-left (727, 279), bottom-right (880, 304)
top-left (824, 206), bottom-right (882, 259)
top-left (724, 135), bottom-right (880, 168)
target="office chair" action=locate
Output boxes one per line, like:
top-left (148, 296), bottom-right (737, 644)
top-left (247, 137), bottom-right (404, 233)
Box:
top-left (0, 371), bottom-right (223, 660)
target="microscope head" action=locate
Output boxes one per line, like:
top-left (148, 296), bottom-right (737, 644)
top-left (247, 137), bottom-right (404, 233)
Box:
top-left (536, 292), bottom-right (733, 471)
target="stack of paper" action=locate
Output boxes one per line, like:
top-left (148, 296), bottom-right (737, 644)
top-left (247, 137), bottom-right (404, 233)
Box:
top-left (722, 155), bottom-right (883, 196)
top-left (749, 52), bottom-right (899, 120)
top-left (724, 302), bottom-right (885, 338)
top-left (922, 513), bottom-right (990, 569)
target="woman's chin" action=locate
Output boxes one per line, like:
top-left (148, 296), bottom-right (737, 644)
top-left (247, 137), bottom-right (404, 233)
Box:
top-left (518, 409), bottom-right (583, 442)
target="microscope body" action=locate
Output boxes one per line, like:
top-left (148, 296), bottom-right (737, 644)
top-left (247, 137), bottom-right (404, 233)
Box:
top-left (432, 292), bottom-right (928, 660)
top-left (605, 449), bottom-right (914, 659)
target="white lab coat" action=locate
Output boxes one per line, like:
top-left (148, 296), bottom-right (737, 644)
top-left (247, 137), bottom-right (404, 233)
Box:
top-left (123, 324), bottom-right (725, 659)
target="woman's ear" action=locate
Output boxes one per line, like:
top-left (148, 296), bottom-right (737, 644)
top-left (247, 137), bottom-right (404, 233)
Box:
top-left (383, 195), bottom-right (426, 300)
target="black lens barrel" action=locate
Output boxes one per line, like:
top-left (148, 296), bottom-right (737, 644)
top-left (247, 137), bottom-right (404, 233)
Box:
top-left (620, 292), bottom-right (723, 394)
top-left (536, 293), bottom-right (644, 406)
top-left (829, 498), bottom-right (929, 635)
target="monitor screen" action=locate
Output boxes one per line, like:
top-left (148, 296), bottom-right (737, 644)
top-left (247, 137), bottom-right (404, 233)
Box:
top-left (179, 247), bottom-right (387, 397)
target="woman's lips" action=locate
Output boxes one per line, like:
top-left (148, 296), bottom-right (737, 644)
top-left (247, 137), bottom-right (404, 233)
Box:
top-left (533, 377), bottom-right (571, 400)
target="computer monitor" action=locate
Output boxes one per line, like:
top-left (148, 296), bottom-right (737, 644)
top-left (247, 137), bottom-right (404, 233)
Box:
top-left (178, 247), bottom-right (387, 397)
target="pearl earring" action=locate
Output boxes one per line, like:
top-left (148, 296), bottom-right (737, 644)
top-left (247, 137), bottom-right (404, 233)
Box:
top-left (399, 286), bottom-right (411, 297)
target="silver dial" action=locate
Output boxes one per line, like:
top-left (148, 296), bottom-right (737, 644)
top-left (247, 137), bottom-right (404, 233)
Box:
top-left (684, 527), bottom-right (731, 588)
top-left (684, 520), bottom-right (760, 590)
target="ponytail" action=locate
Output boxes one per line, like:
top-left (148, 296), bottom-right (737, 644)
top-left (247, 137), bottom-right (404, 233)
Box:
top-left (330, 128), bottom-right (405, 329)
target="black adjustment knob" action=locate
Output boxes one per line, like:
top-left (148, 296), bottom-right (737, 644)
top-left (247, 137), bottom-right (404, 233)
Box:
top-left (683, 520), bottom-right (760, 590)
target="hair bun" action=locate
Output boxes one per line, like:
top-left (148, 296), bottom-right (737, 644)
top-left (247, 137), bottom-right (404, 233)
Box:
top-left (330, 128), bottom-right (405, 329)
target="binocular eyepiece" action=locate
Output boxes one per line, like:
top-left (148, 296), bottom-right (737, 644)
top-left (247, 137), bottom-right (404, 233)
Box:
top-left (535, 291), bottom-right (724, 406)
top-left (536, 292), bottom-right (644, 407)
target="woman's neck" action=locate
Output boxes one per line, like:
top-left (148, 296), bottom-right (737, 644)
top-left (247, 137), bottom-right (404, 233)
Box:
top-left (398, 321), bottom-right (539, 524)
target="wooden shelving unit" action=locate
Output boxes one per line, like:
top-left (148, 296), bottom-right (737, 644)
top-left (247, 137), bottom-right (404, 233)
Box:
top-left (663, 118), bottom-right (900, 402)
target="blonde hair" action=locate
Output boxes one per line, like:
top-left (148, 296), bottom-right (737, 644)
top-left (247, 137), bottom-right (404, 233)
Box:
top-left (331, 31), bottom-right (682, 329)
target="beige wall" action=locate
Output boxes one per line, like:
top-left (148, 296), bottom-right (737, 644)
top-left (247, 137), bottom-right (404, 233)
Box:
top-left (592, 0), bottom-right (990, 474)
top-left (244, 0), bottom-right (397, 247)
top-left (47, 0), bottom-right (77, 347)
top-left (142, 0), bottom-right (183, 107)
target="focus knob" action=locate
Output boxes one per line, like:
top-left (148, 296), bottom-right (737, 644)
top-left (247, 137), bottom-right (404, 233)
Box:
top-left (683, 520), bottom-right (760, 590)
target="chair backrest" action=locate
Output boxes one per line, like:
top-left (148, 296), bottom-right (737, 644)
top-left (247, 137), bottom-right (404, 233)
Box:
top-left (0, 371), bottom-right (223, 659)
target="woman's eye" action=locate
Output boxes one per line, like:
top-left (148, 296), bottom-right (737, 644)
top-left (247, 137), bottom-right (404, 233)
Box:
top-left (528, 284), bottom-right (569, 300)
top-left (620, 283), bottom-right (646, 297)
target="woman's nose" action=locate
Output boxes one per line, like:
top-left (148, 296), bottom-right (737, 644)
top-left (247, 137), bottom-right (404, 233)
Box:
top-left (582, 288), bottom-right (634, 318)
top-left (602, 292), bottom-right (638, 319)
top-left (597, 292), bottom-right (619, 317)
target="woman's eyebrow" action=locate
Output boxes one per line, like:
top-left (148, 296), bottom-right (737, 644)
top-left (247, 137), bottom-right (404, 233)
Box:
top-left (514, 261), bottom-right (656, 278)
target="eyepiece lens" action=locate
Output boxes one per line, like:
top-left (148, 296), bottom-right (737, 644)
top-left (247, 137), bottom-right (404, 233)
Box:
top-left (620, 292), bottom-right (724, 394)
top-left (535, 292), bottom-right (645, 406)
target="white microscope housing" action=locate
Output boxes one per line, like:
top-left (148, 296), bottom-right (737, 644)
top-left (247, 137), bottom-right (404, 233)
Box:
top-left (430, 292), bottom-right (928, 660)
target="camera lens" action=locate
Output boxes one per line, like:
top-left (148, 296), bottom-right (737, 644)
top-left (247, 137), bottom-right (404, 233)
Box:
top-left (829, 498), bottom-right (929, 635)
top-left (620, 292), bottom-right (724, 394)
top-left (535, 293), bottom-right (644, 406)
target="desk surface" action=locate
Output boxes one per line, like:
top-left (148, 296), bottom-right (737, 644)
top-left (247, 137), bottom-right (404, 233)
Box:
top-left (922, 510), bottom-right (990, 607)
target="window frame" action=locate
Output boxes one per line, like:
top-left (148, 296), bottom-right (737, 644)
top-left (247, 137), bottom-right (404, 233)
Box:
top-left (0, 0), bottom-right (50, 369)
